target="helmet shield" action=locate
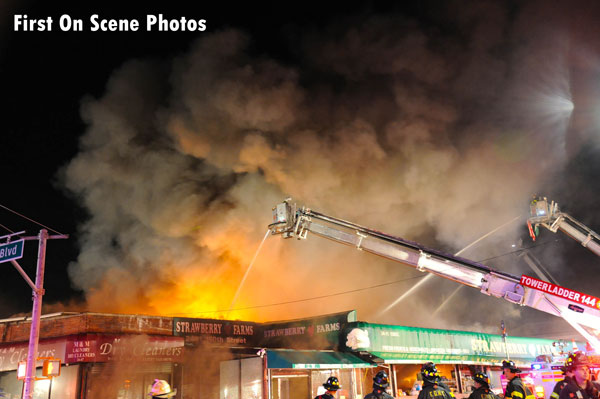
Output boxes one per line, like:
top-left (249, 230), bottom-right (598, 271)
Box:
top-left (324, 377), bottom-right (341, 391)
top-left (373, 371), bottom-right (390, 388)
top-left (565, 352), bottom-right (591, 371)
top-left (502, 360), bottom-right (521, 373)
top-left (473, 372), bottom-right (489, 386)
top-left (421, 362), bottom-right (440, 383)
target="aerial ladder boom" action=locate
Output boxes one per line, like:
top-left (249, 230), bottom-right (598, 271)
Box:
top-left (268, 199), bottom-right (600, 335)
top-left (528, 197), bottom-right (600, 257)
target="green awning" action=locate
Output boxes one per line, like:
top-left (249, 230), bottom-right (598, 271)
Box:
top-left (369, 351), bottom-right (532, 366)
top-left (342, 322), bottom-right (581, 363)
top-left (267, 349), bottom-right (374, 369)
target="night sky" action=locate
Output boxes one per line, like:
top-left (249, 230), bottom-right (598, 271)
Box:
top-left (1, 0), bottom-right (328, 315)
top-left (1, 0), bottom-right (600, 341)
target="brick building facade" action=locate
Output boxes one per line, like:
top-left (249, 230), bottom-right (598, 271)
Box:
top-left (1, 312), bottom-right (204, 399)
top-left (0, 311), bottom-right (357, 399)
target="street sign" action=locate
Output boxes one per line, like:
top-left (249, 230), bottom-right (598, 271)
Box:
top-left (0, 239), bottom-right (24, 263)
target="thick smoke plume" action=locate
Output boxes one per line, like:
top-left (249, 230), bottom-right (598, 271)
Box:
top-left (60, 1), bottom-right (600, 337)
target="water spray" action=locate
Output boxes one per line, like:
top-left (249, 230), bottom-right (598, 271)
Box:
top-left (226, 229), bottom-right (271, 318)
top-left (431, 215), bottom-right (521, 316)
top-left (380, 215), bottom-right (521, 317)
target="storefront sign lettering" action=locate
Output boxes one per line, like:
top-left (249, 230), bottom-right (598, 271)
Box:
top-left (233, 324), bottom-right (253, 335)
top-left (470, 339), bottom-right (553, 356)
top-left (173, 318), bottom-right (257, 339)
top-left (0, 341), bottom-right (65, 372)
top-left (175, 321), bottom-right (222, 334)
top-left (260, 311), bottom-right (355, 350)
top-left (93, 339), bottom-right (183, 359)
top-left (173, 311), bottom-right (354, 350)
top-left (264, 326), bottom-right (306, 337)
top-left (316, 322), bottom-right (340, 333)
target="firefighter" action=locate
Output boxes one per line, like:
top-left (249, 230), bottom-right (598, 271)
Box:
top-left (148, 379), bottom-right (176, 398)
top-left (551, 361), bottom-right (575, 399)
top-left (418, 362), bottom-right (454, 399)
top-left (558, 352), bottom-right (600, 399)
top-left (315, 377), bottom-right (341, 399)
top-left (427, 362), bottom-right (454, 396)
top-left (365, 370), bottom-right (395, 399)
top-left (468, 372), bottom-right (500, 399)
top-left (502, 360), bottom-right (534, 399)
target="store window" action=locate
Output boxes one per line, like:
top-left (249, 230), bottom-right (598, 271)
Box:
top-left (0, 364), bottom-right (79, 399)
top-left (221, 358), bottom-right (263, 399)
top-left (435, 364), bottom-right (457, 394)
top-left (86, 362), bottom-right (173, 399)
top-left (389, 364), bottom-right (422, 396)
top-left (0, 370), bottom-right (22, 399)
top-left (271, 373), bottom-right (310, 399)
top-left (391, 363), bottom-right (458, 397)
top-left (311, 369), bottom-right (354, 399)
top-left (269, 368), bottom-right (358, 399)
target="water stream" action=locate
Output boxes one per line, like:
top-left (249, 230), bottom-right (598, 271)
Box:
top-left (226, 229), bottom-right (271, 317)
top-left (378, 215), bottom-right (521, 317)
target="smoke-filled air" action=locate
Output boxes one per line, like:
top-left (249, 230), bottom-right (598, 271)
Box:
top-left (59, 1), bottom-right (600, 337)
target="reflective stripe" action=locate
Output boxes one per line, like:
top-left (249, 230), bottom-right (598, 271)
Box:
top-left (525, 395), bottom-right (535, 399)
top-left (512, 392), bottom-right (524, 398)
top-left (551, 393), bottom-right (559, 399)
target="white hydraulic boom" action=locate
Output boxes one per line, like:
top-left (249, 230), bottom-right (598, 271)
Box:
top-left (268, 199), bottom-right (600, 338)
top-left (528, 196), bottom-right (600, 257)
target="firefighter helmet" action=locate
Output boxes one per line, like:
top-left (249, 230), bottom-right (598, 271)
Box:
top-left (149, 379), bottom-right (176, 398)
top-left (421, 362), bottom-right (440, 383)
top-left (473, 372), bottom-right (490, 386)
top-left (373, 370), bottom-right (390, 389)
top-left (502, 360), bottom-right (521, 373)
top-left (323, 376), bottom-right (341, 391)
top-left (565, 352), bottom-right (590, 371)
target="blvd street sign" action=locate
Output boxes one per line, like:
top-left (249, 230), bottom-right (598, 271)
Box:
top-left (0, 239), bottom-right (24, 263)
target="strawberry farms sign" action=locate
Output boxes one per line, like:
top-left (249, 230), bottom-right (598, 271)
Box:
top-left (173, 310), bottom-right (357, 350)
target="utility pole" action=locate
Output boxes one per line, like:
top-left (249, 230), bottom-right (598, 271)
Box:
top-left (8, 229), bottom-right (68, 399)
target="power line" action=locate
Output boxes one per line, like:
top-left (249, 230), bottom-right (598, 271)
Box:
top-left (167, 274), bottom-right (429, 317)
top-left (478, 238), bottom-right (564, 263)
top-left (171, 236), bottom-right (567, 317)
top-left (0, 223), bottom-right (15, 234)
top-left (0, 203), bottom-right (65, 236)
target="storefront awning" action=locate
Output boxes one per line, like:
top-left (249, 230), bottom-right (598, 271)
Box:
top-left (266, 349), bottom-right (374, 369)
top-left (342, 322), bottom-right (576, 366)
top-left (369, 352), bottom-right (533, 366)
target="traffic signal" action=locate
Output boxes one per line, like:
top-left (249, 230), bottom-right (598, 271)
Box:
top-left (42, 359), bottom-right (61, 377)
top-left (17, 361), bottom-right (26, 380)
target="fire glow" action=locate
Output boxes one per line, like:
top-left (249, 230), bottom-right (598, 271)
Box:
top-left (83, 231), bottom-right (278, 321)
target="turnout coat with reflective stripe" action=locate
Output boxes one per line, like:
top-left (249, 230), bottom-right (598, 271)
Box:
top-left (551, 377), bottom-right (573, 399)
top-left (505, 377), bottom-right (534, 399)
top-left (558, 380), bottom-right (600, 399)
top-left (469, 386), bottom-right (501, 399)
top-left (418, 382), bottom-right (455, 399)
